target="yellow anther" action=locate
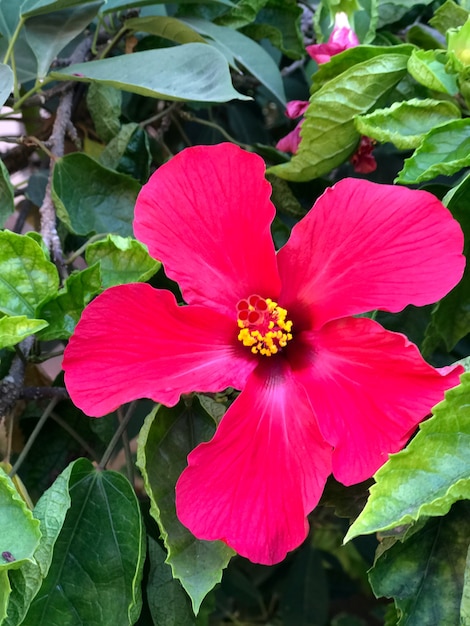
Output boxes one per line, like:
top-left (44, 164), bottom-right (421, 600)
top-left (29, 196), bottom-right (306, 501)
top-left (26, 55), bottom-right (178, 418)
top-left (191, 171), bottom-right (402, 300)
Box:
top-left (236, 295), bottom-right (294, 357)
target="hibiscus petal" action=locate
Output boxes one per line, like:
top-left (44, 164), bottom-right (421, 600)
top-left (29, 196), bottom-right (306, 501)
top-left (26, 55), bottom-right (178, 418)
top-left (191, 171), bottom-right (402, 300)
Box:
top-left (134, 143), bottom-right (280, 318)
top-left (276, 121), bottom-right (303, 154)
top-left (277, 178), bottom-right (465, 330)
top-left (176, 359), bottom-right (332, 565)
top-left (290, 316), bottom-right (463, 485)
top-left (63, 283), bottom-right (256, 416)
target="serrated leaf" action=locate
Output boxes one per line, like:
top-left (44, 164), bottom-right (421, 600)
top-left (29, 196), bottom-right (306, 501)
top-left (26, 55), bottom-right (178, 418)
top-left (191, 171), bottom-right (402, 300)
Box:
top-left (86, 82), bottom-right (122, 143)
top-left (36, 264), bottom-right (102, 340)
top-left (51, 44), bottom-right (250, 103)
top-left (0, 63), bottom-right (13, 107)
top-left (345, 372), bottom-right (470, 542)
top-left (125, 15), bottom-right (206, 44)
top-left (0, 158), bottom-right (15, 228)
top-left (429, 0), bottom-right (469, 36)
top-left (4, 461), bottom-right (75, 626)
top-left (407, 48), bottom-right (459, 95)
top-left (369, 502), bottom-right (470, 626)
top-left (137, 400), bottom-right (234, 614)
top-left (355, 98), bottom-right (461, 149)
top-left (21, 458), bottom-right (145, 625)
top-left (0, 468), bottom-right (41, 571)
top-left (85, 234), bottom-right (160, 289)
top-left (52, 153), bottom-right (141, 237)
top-left (423, 173), bottom-right (470, 354)
top-left (147, 537), bottom-right (196, 626)
top-left (396, 118), bottom-right (470, 184)
top-left (0, 316), bottom-right (48, 349)
top-left (99, 122), bottom-right (151, 183)
top-left (268, 53), bottom-right (409, 181)
top-left (24, 2), bottom-right (102, 78)
top-left (182, 18), bottom-right (286, 105)
top-left (0, 231), bottom-right (59, 318)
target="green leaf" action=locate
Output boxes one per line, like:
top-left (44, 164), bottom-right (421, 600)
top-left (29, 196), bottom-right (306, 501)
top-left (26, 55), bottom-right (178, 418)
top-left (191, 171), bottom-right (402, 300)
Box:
top-left (21, 458), bottom-right (145, 625)
top-left (181, 18), bottom-right (286, 105)
top-left (52, 153), bottom-right (141, 237)
top-left (21, 0), bottom-right (102, 18)
top-left (355, 98), bottom-right (461, 149)
top-left (101, 0), bottom-right (234, 11)
top-left (125, 15), bottom-right (206, 44)
top-left (137, 400), bottom-right (234, 614)
top-left (147, 536), bottom-right (196, 626)
top-left (0, 231), bottom-right (59, 318)
top-left (369, 501), bottom-right (470, 626)
top-left (423, 173), bottom-right (470, 354)
top-left (5, 461), bottom-right (75, 626)
top-left (99, 122), bottom-right (151, 183)
top-left (24, 3), bottom-right (102, 78)
top-left (345, 371), bottom-right (470, 542)
top-left (0, 571), bottom-right (11, 623)
top-left (36, 264), bottom-right (102, 340)
top-left (0, 316), bottom-right (48, 349)
top-left (85, 234), bottom-right (160, 289)
top-left (86, 82), bottom-right (122, 143)
top-left (268, 53), bottom-right (409, 181)
top-left (407, 48), bottom-right (459, 95)
top-left (429, 0), bottom-right (469, 36)
top-left (0, 158), bottom-right (15, 227)
top-left (0, 468), bottom-right (41, 571)
top-left (214, 0), bottom-right (266, 28)
top-left (0, 63), bottom-right (13, 107)
top-left (51, 44), bottom-right (250, 103)
top-left (396, 118), bottom-right (470, 184)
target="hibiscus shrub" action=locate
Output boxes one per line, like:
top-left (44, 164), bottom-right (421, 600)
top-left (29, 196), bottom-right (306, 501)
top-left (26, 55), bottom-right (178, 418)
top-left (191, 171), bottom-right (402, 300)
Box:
top-left (0, 1), bottom-right (470, 625)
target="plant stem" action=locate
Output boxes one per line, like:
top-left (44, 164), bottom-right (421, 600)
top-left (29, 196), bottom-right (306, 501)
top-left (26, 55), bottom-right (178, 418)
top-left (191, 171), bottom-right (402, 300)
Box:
top-left (97, 402), bottom-right (136, 470)
top-left (117, 406), bottom-right (134, 485)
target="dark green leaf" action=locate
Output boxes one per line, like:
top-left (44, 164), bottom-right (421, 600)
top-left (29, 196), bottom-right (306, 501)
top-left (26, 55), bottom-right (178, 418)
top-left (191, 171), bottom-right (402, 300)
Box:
top-left (0, 316), bottom-right (48, 349)
top-left (125, 16), bottom-right (206, 44)
top-left (345, 372), bottom-right (470, 541)
top-left (137, 400), bottom-right (234, 614)
top-left (36, 264), bottom-right (102, 340)
top-left (396, 118), bottom-right (470, 184)
top-left (22, 458), bottom-right (145, 625)
top-left (0, 63), bottom-right (13, 107)
top-left (86, 82), bottom-right (122, 143)
top-left (0, 231), bottom-right (59, 318)
top-left (101, 0), bottom-right (234, 11)
top-left (99, 123), bottom-right (151, 183)
top-left (147, 536), bottom-right (196, 626)
top-left (85, 234), bottom-right (160, 289)
top-left (52, 153), bottom-right (141, 237)
top-left (429, 0), bottom-right (469, 36)
top-left (51, 45), bottom-right (250, 103)
top-left (268, 53), bottom-right (409, 181)
top-left (407, 48), bottom-right (459, 95)
top-left (0, 159), bottom-right (15, 227)
top-left (369, 502), bottom-right (470, 626)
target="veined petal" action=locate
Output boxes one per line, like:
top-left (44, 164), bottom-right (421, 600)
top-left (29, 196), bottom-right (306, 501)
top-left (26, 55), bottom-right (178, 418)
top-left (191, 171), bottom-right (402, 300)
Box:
top-left (277, 178), bottom-right (465, 330)
top-left (290, 317), bottom-right (463, 485)
top-left (176, 359), bottom-right (332, 565)
top-left (134, 143), bottom-right (280, 318)
top-left (63, 283), bottom-right (256, 417)
top-left (276, 121), bottom-right (303, 154)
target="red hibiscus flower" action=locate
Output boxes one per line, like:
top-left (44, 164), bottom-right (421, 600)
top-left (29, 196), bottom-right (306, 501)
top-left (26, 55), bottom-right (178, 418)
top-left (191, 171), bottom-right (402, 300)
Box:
top-left (63, 143), bottom-right (465, 565)
top-left (306, 11), bottom-right (360, 64)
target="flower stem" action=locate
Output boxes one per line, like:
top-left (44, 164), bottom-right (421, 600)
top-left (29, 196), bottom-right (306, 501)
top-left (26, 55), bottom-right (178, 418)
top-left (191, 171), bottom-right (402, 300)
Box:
top-left (97, 402), bottom-right (136, 470)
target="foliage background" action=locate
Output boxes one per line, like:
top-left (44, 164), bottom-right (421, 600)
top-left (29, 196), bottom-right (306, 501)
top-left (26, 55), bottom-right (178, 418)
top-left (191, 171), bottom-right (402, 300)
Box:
top-left (0, 0), bottom-right (469, 624)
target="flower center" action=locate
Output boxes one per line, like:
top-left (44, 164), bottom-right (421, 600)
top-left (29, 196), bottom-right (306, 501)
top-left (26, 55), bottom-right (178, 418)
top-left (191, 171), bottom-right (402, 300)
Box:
top-left (236, 295), bottom-right (293, 356)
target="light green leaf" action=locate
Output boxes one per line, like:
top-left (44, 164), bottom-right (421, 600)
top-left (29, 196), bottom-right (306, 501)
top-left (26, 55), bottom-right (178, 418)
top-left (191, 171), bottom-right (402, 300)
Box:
top-left (0, 63), bottom-right (13, 107)
top-left (24, 3), bottom-right (102, 78)
top-left (0, 468), bottom-right (41, 571)
top-left (51, 44), bottom-right (250, 103)
top-left (99, 122), bottom-right (151, 183)
top-left (0, 231), bottom-right (59, 318)
top-left (21, 0), bottom-right (101, 18)
top-left (182, 17), bottom-right (286, 105)
top-left (4, 461), bottom-right (76, 626)
top-left (36, 264), bottom-right (102, 341)
top-left (268, 53), bottom-right (409, 181)
top-left (429, 0), bottom-right (469, 36)
top-left (0, 158), bottom-right (15, 227)
top-left (396, 118), bottom-right (470, 184)
top-left (52, 153), bottom-right (141, 237)
top-left (101, 0), bottom-right (234, 11)
top-left (0, 316), bottom-right (48, 349)
top-left (407, 48), bottom-right (459, 95)
top-left (345, 372), bottom-right (470, 542)
top-left (21, 458), bottom-right (145, 626)
top-left (125, 15), bottom-right (206, 44)
top-left (86, 82), bottom-right (122, 143)
top-left (355, 98), bottom-right (461, 149)
top-left (85, 234), bottom-right (160, 289)
top-left (0, 571), bottom-right (10, 623)
top-left (137, 400), bottom-right (234, 614)
top-left (369, 502), bottom-right (470, 626)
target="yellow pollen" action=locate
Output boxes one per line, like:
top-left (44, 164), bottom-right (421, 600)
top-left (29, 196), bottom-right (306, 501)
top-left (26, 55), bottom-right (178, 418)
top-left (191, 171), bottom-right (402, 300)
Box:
top-left (236, 295), bottom-right (293, 356)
